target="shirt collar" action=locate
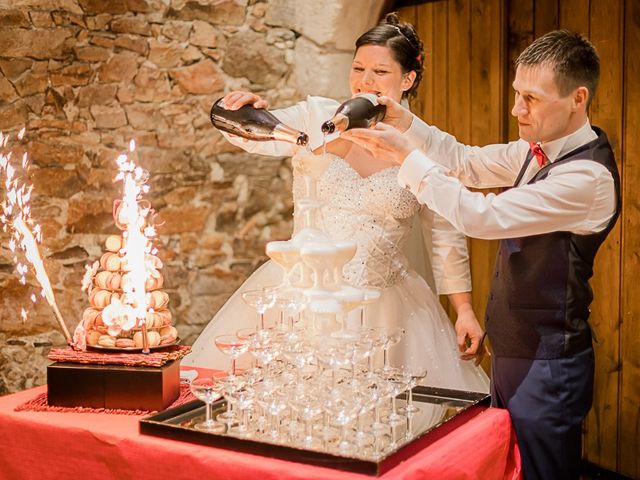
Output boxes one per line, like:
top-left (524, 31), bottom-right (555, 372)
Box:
top-left (539, 120), bottom-right (598, 164)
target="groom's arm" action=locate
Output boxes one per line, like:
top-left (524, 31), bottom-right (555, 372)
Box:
top-left (402, 114), bottom-right (526, 189)
top-left (342, 124), bottom-right (610, 240)
top-left (376, 96), bottom-right (525, 188)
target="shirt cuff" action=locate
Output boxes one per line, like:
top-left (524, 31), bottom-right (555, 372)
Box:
top-left (403, 115), bottom-right (433, 150)
top-left (397, 149), bottom-right (442, 193)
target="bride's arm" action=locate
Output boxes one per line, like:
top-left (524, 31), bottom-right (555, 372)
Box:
top-left (219, 94), bottom-right (311, 157)
top-left (220, 94), bottom-right (344, 159)
top-left (419, 207), bottom-right (487, 364)
top-left (448, 292), bottom-right (488, 366)
top-left (221, 105), bottom-right (307, 157)
top-left (420, 208), bottom-right (470, 295)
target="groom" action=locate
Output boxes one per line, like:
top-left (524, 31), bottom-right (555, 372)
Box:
top-left (342, 30), bottom-right (620, 480)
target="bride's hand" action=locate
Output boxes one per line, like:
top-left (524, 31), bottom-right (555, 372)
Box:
top-left (220, 90), bottom-right (269, 110)
top-left (455, 307), bottom-right (490, 366)
top-left (377, 96), bottom-right (414, 132)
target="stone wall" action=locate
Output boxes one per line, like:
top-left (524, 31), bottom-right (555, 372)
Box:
top-left (0, 0), bottom-right (384, 394)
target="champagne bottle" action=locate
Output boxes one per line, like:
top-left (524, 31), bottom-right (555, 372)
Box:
top-left (210, 98), bottom-right (308, 146)
top-left (321, 93), bottom-right (386, 134)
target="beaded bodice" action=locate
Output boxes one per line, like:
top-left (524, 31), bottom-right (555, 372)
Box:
top-left (293, 157), bottom-right (421, 288)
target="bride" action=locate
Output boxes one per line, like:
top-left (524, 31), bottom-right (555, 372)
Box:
top-left (183, 14), bottom-right (489, 393)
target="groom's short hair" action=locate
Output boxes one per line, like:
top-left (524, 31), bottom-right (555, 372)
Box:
top-left (516, 30), bottom-right (600, 107)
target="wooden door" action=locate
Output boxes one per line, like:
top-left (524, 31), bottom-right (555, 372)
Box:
top-left (398, 1), bottom-right (506, 377)
top-left (397, 0), bottom-right (639, 476)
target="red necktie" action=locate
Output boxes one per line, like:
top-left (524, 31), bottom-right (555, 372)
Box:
top-left (529, 142), bottom-right (548, 167)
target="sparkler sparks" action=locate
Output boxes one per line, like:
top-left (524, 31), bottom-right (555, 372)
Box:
top-left (0, 128), bottom-right (72, 344)
top-left (103, 140), bottom-right (157, 353)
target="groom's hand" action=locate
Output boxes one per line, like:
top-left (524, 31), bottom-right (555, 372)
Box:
top-left (341, 122), bottom-right (413, 165)
top-left (377, 96), bottom-right (414, 132)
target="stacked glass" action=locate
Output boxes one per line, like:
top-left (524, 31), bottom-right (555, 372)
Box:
top-left (193, 150), bottom-right (430, 458)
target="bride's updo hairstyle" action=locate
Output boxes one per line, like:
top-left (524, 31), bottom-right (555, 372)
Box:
top-left (355, 12), bottom-right (425, 100)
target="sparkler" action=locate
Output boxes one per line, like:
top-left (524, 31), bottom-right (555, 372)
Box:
top-left (0, 129), bottom-right (72, 344)
top-left (103, 140), bottom-right (156, 353)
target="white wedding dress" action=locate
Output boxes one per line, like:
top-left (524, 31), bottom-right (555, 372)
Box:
top-left (183, 96), bottom-right (489, 393)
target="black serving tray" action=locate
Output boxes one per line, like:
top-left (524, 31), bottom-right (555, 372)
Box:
top-left (139, 386), bottom-right (490, 476)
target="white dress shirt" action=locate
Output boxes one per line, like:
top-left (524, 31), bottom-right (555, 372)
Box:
top-left (397, 116), bottom-right (616, 240)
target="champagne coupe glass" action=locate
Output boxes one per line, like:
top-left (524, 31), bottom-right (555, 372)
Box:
top-left (274, 289), bottom-right (307, 332)
top-left (315, 338), bottom-right (350, 388)
top-left (252, 374), bottom-right (278, 435)
top-left (332, 286), bottom-right (365, 339)
top-left (400, 367), bottom-right (428, 415)
top-left (241, 286), bottom-right (277, 330)
top-left (345, 336), bottom-right (373, 380)
top-left (300, 243), bottom-right (338, 294)
top-left (214, 333), bottom-right (249, 377)
top-left (331, 240), bottom-right (357, 286)
top-left (260, 390), bottom-right (288, 441)
top-left (291, 149), bottom-right (334, 200)
top-left (291, 392), bottom-right (323, 448)
top-left (377, 326), bottom-right (406, 375)
top-left (386, 370), bottom-right (412, 451)
top-left (296, 198), bottom-right (323, 231)
top-left (248, 328), bottom-right (282, 378)
top-left (227, 383), bottom-right (255, 436)
top-left (280, 289), bottom-right (307, 330)
top-left (367, 327), bottom-right (386, 374)
top-left (365, 376), bottom-right (392, 435)
top-left (291, 227), bottom-right (330, 289)
top-left (352, 327), bottom-right (377, 376)
top-left (348, 382), bottom-right (374, 447)
top-left (282, 341), bottom-right (314, 387)
top-left (236, 327), bottom-right (262, 379)
top-left (291, 222), bottom-right (331, 245)
top-left (329, 396), bottom-right (360, 454)
top-left (386, 369), bottom-right (411, 426)
top-left (265, 240), bottom-right (300, 289)
top-left (189, 377), bottom-right (225, 433)
top-left (217, 374), bottom-right (244, 425)
top-left (359, 286), bottom-right (382, 328)
top-left (273, 296), bottom-right (290, 331)
top-left (308, 296), bottom-right (341, 335)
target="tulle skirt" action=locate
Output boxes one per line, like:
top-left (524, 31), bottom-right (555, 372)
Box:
top-left (182, 260), bottom-right (489, 393)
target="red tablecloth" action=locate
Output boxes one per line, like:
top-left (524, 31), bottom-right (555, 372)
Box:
top-left (0, 385), bottom-right (521, 480)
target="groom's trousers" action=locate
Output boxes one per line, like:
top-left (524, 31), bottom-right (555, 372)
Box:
top-left (490, 347), bottom-right (594, 480)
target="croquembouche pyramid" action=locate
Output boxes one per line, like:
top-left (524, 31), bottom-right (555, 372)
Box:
top-left (72, 145), bottom-right (177, 351)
